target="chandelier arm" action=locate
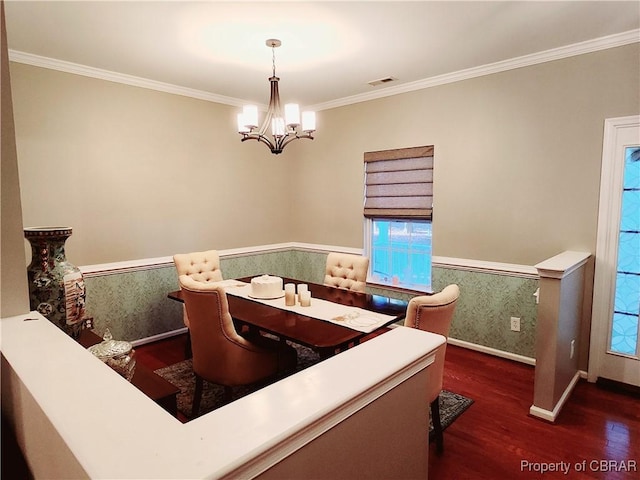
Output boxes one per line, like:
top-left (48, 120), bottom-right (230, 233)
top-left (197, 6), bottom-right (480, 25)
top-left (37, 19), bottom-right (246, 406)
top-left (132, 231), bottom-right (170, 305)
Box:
top-left (269, 76), bottom-right (282, 119)
top-left (241, 134), bottom-right (277, 152)
top-left (257, 114), bottom-right (272, 137)
top-left (257, 135), bottom-right (278, 152)
top-left (279, 132), bottom-right (314, 150)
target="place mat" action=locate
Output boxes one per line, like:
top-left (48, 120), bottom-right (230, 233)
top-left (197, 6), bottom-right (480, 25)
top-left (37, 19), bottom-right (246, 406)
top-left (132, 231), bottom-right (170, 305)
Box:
top-left (223, 283), bottom-right (395, 334)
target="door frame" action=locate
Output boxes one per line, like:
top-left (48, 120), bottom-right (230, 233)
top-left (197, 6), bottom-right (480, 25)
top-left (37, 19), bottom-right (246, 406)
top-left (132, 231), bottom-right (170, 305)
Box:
top-left (588, 115), bottom-right (640, 384)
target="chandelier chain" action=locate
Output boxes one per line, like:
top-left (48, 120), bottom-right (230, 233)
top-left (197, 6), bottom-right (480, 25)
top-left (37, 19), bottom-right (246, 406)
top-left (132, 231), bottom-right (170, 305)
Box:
top-left (271, 44), bottom-right (276, 77)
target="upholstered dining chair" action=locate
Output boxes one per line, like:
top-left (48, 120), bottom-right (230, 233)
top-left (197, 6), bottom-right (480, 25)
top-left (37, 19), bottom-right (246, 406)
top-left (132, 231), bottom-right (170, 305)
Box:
top-left (173, 250), bottom-right (224, 328)
top-left (323, 252), bottom-right (369, 293)
top-left (178, 275), bottom-right (297, 417)
top-left (404, 284), bottom-right (460, 455)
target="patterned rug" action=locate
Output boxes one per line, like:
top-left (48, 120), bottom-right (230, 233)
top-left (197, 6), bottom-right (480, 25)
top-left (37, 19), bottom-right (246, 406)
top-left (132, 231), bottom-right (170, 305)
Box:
top-left (155, 345), bottom-right (474, 437)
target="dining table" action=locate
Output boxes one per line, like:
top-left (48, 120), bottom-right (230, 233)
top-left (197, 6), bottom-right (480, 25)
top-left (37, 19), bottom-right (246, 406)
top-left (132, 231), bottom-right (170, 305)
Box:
top-left (168, 276), bottom-right (408, 356)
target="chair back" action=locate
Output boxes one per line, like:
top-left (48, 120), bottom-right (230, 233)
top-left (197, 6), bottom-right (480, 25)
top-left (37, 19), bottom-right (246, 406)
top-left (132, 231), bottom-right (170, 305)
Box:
top-left (177, 276), bottom-right (240, 383)
top-left (173, 250), bottom-right (223, 327)
top-left (404, 284), bottom-right (460, 401)
top-left (173, 250), bottom-right (223, 283)
top-left (324, 252), bottom-right (369, 293)
top-left (179, 275), bottom-right (296, 391)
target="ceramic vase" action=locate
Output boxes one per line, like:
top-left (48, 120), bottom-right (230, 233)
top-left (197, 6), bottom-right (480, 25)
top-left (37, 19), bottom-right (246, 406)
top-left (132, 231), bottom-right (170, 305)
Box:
top-left (24, 227), bottom-right (86, 338)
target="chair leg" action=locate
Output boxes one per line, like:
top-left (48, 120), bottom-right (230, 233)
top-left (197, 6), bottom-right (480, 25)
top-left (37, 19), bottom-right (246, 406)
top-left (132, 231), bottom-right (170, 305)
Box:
top-left (431, 396), bottom-right (444, 455)
top-left (193, 374), bottom-right (204, 418)
top-left (223, 386), bottom-right (233, 404)
top-left (185, 330), bottom-right (192, 359)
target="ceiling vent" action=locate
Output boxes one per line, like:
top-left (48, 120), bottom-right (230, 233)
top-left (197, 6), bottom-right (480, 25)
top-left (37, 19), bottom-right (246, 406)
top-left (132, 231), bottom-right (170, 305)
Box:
top-left (367, 76), bottom-right (397, 87)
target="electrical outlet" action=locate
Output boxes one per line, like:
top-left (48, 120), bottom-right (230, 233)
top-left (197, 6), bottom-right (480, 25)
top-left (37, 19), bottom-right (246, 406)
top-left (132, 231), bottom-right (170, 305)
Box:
top-left (570, 339), bottom-right (576, 359)
top-left (510, 317), bottom-right (521, 332)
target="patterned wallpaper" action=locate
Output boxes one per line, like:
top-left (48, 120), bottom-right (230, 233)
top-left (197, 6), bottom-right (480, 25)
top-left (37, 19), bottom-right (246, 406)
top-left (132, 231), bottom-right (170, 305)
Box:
top-left (85, 267), bottom-right (183, 342)
top-left (84, 248), bottom-right (538, 358)
top-left (433, 267), bottom-right (539, 358)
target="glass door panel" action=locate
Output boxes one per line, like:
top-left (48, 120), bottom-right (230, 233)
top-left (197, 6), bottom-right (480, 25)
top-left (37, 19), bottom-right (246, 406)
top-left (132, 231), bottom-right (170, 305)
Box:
top-left (610, 147), bottom-right (640, 356)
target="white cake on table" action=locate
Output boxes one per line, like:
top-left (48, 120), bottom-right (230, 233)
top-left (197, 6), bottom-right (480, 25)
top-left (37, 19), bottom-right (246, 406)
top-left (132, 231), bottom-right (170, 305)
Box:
top-left (250, 275), bottom-right (284, 298)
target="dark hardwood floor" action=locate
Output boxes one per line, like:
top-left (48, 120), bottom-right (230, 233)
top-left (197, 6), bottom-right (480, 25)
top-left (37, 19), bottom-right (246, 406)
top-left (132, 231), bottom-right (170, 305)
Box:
top-left (432, 345), bottom-right (638, 479)
top-left (135, 332), bottom-right (639, 479)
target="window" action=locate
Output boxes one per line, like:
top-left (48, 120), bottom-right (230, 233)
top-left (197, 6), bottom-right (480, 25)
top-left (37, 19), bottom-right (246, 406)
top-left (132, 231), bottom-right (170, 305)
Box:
top-left (364, 146), bottom-right (434, 292)
top-left (610, 146), bottom-right (639, 355)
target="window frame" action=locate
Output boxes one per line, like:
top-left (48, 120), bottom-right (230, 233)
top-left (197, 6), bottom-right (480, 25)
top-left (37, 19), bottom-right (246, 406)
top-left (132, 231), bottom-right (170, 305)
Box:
top-left (364, 217), bottom-right (433, 293)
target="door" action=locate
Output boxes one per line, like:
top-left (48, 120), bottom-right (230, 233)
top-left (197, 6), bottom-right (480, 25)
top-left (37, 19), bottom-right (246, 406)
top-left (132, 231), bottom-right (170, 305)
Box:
top-left (589, 116), bottom-right (640, 386)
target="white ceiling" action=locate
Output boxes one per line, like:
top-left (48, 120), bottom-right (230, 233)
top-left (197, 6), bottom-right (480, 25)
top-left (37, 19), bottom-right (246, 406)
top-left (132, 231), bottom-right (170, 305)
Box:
top-left (5, 1), bottom-right (640, 110)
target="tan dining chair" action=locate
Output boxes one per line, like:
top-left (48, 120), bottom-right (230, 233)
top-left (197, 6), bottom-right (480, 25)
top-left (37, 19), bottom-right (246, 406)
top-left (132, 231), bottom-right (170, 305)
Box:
top-left (173, 250), bottom-right (224, 328)
top-left (404, 284), bottom-right (460, 455)
top-left (178, 275), bottom-right (297, 416)
top-left (323, 252), bottom-right (369, 293)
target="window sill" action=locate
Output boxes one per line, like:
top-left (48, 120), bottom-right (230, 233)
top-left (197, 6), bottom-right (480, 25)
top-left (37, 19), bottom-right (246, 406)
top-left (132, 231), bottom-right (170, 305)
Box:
top-left (366, 279), bottom-right (433, 295)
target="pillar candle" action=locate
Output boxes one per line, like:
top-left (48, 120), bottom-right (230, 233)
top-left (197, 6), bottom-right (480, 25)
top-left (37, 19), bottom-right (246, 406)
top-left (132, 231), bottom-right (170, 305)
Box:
top-left (299, 290), bottom-right (311, 307)
top-left (285, 283), bottom-right (296, 306)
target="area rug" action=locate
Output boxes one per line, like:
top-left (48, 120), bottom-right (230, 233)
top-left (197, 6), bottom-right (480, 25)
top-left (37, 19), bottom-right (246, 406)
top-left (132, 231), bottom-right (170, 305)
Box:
top-left (155, 346), bottom-right (473, 437)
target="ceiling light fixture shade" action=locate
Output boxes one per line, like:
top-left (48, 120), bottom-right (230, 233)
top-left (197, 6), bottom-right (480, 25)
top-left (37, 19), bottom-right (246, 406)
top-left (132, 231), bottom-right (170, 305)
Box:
top-left (237, 39), bottom-right (316, 154)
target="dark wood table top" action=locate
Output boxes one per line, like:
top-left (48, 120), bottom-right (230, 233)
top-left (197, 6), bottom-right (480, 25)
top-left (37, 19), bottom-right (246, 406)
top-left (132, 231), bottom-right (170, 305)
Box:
top-left (168, 276), bottom-right (408, 353)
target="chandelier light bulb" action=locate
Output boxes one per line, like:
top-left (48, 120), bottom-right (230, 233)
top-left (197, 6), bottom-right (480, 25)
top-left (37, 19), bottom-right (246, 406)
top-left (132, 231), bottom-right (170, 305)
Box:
top-left (242, 105), bottom-right (259, 129)
top-left (237, 114), bottom-right (250, 133)
top-left (302, 111), bottom-right (316, 132)
top-left (284, 103), bottom-right (300, 127)
top-left (271, 117), bottom-right (285, 137)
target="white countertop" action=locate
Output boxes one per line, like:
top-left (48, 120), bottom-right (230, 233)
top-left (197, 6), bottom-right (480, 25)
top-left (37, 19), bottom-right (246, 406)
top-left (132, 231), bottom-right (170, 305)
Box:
top-left (1, 312), bottom-right (444, 479)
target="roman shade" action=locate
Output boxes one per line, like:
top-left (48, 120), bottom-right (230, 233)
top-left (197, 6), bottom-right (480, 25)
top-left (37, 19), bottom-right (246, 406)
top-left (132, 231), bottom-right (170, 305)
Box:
top-left (364, 145), bottom-right (434, 219)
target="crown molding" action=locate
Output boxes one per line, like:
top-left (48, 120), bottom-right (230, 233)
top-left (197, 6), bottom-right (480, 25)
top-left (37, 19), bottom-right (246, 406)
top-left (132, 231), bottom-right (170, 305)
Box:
top-left (10, 28), bottom-right (638, 112)
top-left (7, 50), bottom-right (246, 107)
top-left (307, 29), bottom-right (640, 111)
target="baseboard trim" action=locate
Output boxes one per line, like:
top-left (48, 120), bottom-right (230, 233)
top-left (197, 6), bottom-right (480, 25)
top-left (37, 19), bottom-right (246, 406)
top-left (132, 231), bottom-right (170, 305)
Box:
top-left (129, 327), bottom-right (188, 347)
top-left (529, 370), bottom-right (581, 422)
top-left (134, 325), bottom-right (538, 369)
top-left (447, 337), bottom-right (536, 365)
top-left (528, 405), bottom-right (556, 423)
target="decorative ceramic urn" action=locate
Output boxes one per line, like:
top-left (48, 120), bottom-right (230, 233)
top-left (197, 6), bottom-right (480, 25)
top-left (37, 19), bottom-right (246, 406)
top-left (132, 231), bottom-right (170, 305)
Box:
top-left (88, 328), bottom-right (136, 381)
top-left (24, 227), bottom-right (86, 338)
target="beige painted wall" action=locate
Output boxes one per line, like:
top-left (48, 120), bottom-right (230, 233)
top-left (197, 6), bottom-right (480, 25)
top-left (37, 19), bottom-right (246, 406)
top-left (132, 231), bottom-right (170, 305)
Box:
top-left (293, 44), bottom-right (640, 265)
top-left (9, 43), bottom-right (640, 267)
top-left (10, 64), bottom-right (297, 265)
top-left (1, 2), bottom-right (29, 317)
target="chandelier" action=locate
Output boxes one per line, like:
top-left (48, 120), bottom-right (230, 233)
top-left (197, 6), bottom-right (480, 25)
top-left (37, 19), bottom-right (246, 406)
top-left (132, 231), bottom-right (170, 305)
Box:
top-left (237, 39), bottom-right (316, 155)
